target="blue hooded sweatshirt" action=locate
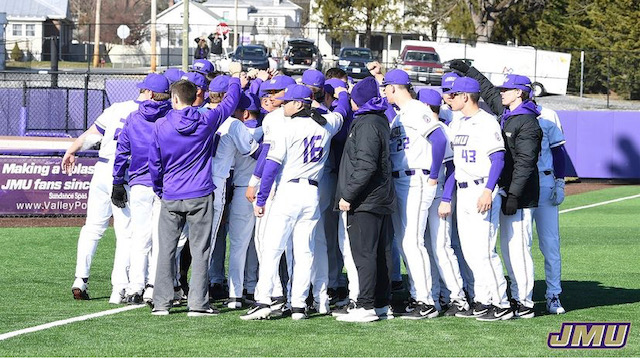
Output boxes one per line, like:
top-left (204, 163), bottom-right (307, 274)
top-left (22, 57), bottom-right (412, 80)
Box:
top-left (148, 78), bottom-right (241, 200)
top-left (113, 99), bottom-right (172, 187)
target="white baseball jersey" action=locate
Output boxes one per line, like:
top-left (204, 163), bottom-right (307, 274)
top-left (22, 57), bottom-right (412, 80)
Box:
top-left (266, 113), bottom-right (343, 183)
top-left (536, 106), bottom-right (565, 173)
top-left (94, 100), bottom-right (139, 161)
top-left (262, 107), bottom-right (287, 146)
top-left (449, 109), bottom-right (505, 182)
top-left (212, 118), bottom-right (259, 180)
top-left (233, 125), bottom-right (264, 187)
top-left (389, 99), bottom-right (452, 173)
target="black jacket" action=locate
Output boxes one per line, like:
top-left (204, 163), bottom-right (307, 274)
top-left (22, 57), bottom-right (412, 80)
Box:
top-left (335, 111), bottom-right (396, 214)
top-left (465, 67), bottom-right (542, 208)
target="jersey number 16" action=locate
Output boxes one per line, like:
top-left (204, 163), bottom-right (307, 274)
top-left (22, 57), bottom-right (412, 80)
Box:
top-left (303, 135), bottom-right (323, 163)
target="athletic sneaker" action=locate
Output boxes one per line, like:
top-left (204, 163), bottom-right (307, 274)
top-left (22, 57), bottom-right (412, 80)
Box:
top-left (188, 307), bottom-right (220, 317)
top-left (476, 305), bottom-right (514, 321)
top-left (126, 292), bottom-right (143, 305)
top-left (374, 306), bottom-right (395, 320)
top-left (399, 302), bottom-right (439, 320)
top-left (443, 299), bottom-right (470, 317)
top-left (143, 285), bottom-right (154, 303)
top-left (515, 303), bottom-right (535, 319)
top-left (291, 307), bottom-right (309, 320)
top-left (271, 304), bottom-right (292, 319)
top-left (455, 302), bottom-right (491, 318)
top-left (336, 307), bottom-right (379, 323)
top-left (226, 298), bottom-right (243, 309)
top-left (151, 309), bottom-right (169, 316)
top-left (209, 283), bottom-right (227, 301)
top-left (109, 288), bottom-right (126, 304)
top-left (172, 287), bottom-right (185, 307)
top-left (404, 298), bottom-right (418, 313)
top-left (240, 304), bottom-right (272, 320)
top-left (547, 296), bottom-right (566, 314)
top-left (309, 301), bottom-right (330, 315)
top-left (332, 300), bottom-right (356, 317)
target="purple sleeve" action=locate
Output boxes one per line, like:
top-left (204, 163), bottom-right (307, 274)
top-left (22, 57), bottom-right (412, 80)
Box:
top-left (250, 143), bottom-right (262, 160)
top-left (551, 145), bottom-right (567, 179)
top-left (148, 125), bottom-right (163, 198)
top-left (112, 121), bottom-right (131, 185)
top-left (427, 127), bottom-right (447, 180)
top-left (96, 125), bottom-right (106, 135)
top-left (204, 77), bottom-right (241, 128)
top-left (385, 105), bottom-right (397, 123)
top-left (486, 151), bottom-right (505, 191)
top-left (332, 91), bottom-right (351, 121)
top-left (252, 143), bottom-right (270, 178)
top-left (248, 78), bottom-right (263, 96)
top-left (441, 161), bottom-right (456, 203)
top-left (256, 159), bottom-right (281, 207)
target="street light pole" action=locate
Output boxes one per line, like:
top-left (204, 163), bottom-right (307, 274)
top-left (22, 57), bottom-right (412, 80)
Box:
top-left (182, 0), bottom-right (189, 71)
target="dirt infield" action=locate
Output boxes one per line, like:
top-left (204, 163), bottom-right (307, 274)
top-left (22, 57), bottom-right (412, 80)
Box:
top-left (0, 181), bottom-right (621, 228)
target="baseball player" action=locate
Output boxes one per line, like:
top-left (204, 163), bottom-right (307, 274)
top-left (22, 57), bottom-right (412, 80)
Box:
top-left (112, 74), bottom-right (172, 304)
top-left (181, 72), bottom-right (208, 107)
top-left (64, 95), bottom-right (139, 303)
top-left (438, 77), bottom-right (513, 321)
top-left (226, 91), bottom-right (264, 307)
top-left (533, 104), bottom-right (567, 314)
top-left (382, 69), bottom-right (443, 319)
top-left (241, 84), bottom-right (345, 320)
top-left (163, 68), bottom-right (186, 84)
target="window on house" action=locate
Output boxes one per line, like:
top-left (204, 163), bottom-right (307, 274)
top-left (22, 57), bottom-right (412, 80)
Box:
top-left (12, 24), bottom-right (22, 36)
top-left (26, 24), bottom-right (35, 37)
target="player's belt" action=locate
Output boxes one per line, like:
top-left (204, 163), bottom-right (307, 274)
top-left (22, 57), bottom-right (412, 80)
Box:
top-left (97, 157), bottom-right (110, 163)
top-left (289, 178), bottom-right (319, 187)
top-left (542, 170), bottom-right (552, 176)
top-left (458, 178), bottom-right (485, 189)
top-left (391, 169), bottom-right (430, 178)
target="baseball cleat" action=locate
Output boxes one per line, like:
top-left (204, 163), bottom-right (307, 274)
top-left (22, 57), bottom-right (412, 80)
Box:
top-left (514, 303), bottom-right (535, 319)
top-left (443, 299), bottom-right (470, 316)
top-left (455, 302), bottom-right (491, 318)
top-left (226, 298), bottom-right (243, 309)
top-left (476, 305), bottom-right (514, 321)
top-left (332, 300), bottom-right (356, 317)
top-left (546, 296), bottom-right (565, 314)
top-left (291, 307), bottom-right (309, 320)
top-left (188, 307), bottom-right (220, 317)
top-left (404, 298), bottom-right (418, 313)
top-left (240, 304), bottom-right (272, 320)
top-left (151, 309), bottom-right (169, 316)
top-left (109, 288), bottom-right (126, 304)
top-left (374, 306), bottom-right (394, 320)
top-left (143, 285), bottom-right (154, 304)
top-left (336, 307), bottom-right (379, 323)
top-left (126, 292), bottom-right (144, 305)
top-left (399, 302), bottom-right (438, 320)
top-left (72, 287), bottom-right (90, 300)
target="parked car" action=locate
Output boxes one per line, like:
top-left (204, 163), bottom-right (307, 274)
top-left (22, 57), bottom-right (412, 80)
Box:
top-left (230, 45), bottom-right (270, 70)
top-left (282, 39), bottom-right (322, 75)
top-left (337, 47), bottom-right (374, 79)
top-left (395, 45), bottom-right (444, 85)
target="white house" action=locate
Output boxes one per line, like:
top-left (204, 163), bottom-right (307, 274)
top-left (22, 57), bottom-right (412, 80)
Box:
top-left (0, 0), bottom-right (73, 61)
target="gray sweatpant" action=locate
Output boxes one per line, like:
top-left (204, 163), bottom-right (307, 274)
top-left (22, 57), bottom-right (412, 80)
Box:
top-left (153, 194), bottom-right (214, 311)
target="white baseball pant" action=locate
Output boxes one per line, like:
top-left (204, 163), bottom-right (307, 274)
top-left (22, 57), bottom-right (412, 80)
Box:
top-left (244, 236), bottom-right (259, 295)
top-left (127, 185), bottom-right (160, 295)
top-left (500, 204), bottom-right (535, 308)
top-left (449, 192), bottom-right (474, 299)
top-left (532, 172), bottom-right (562, 299)
top-left (209, 176), bottom-right (227, 285)
top-left (74, 160), bottom-right (131, 291)
top-left (456, 184), bottom-right (509, 308)
top-left (254, 181), bottom-right (318, 309)
top-left (311, 173), bottom-right (334, 310)
top-left (227, 185), bottom-right (257, 299)
top-left (391, 174), bottom-right (437, 305)
top-left (338, 211), bottom-right (359, 301)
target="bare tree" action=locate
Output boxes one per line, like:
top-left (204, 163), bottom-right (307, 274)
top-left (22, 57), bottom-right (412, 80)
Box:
top-left (464, 0), bottom-right (520, 42)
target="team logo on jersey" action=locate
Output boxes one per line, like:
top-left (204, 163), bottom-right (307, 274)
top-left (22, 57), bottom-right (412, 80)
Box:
top-left (264, 127), bottom-right (270, 136)
top-left (495, 132), bottom-right (502, 141)
top-left (423, 114), bottom-right (431, 123)
top-left (547, 322), bottom-right (630, 349)
top-left (452, 135), bottom-right (469, 146)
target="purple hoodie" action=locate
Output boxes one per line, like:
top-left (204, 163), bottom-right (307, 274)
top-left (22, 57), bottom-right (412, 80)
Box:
top-left (113, 99), bottom-right (171, 186)
top-left (148, 78), bottom-right (241, 200)
top-left (501, 100), bottom-right (541, 128)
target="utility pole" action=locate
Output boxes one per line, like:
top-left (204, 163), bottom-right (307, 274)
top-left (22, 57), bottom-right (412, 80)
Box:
top-left (91, 0), bottom-right (102, 68)
top-left (182, 0), bottom-right (189, 71)
top-left (150, 0), bottom-right (157, 71)
top-left (233, 0), bottom-right (238, 50)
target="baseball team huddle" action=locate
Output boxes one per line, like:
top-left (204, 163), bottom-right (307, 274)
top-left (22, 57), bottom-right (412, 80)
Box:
top-left (62, 56), bottom-right (567, 323)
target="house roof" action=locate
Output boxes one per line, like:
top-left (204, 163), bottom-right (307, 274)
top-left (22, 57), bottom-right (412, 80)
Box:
top-left (201, 0), bottom-right (302, 10)
top-left (0, 0), bottom-right (69, 20)
top-left (155, 1), bottom-right (254, 27)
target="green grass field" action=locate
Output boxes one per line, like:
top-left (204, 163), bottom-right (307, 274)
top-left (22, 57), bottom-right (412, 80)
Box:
top-left (1, 185), bottom-right (639, 357)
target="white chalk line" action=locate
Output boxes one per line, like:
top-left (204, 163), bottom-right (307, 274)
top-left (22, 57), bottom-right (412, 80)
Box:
top-left (0, 304), bottom-right (145, 341)
top-left (1, 193), bottom-right (639, 342)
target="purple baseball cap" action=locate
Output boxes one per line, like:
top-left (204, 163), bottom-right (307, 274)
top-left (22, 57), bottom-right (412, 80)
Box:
top-left (181, 72), bottom-right (207, 90)
top-left (192, 59), bottom-right (215, 74)
top-left (209, 75), bottom-right (231, 92)
top-left (237, 91), bottom-right (260, 111)
top-left (351, 76), bottom-right (379, 106)
top-left (137, 73), bottom-right (170, 93)
top-left (163, 68), bottom-right (185, 84)
top-left (274, 84), bottom-right (313, 103)
top-left (381, 69), bottom-right (411, 86)
top-left (302, 69), bottom-right (325, 88)
top-left (418, 88), bottom-right (442, 106)
top-left (263, 75), bottom-right (297, 91)
top-left (441, 72), bottom-right (460, 90)
top-left (324, 78), bottom-right (347, 95)
top-left (258, 81), bottom-right (271, 99)
top-left (498, 74), bottom-right (532, 92)
top-left (443, 77), bottom-right (480, 94)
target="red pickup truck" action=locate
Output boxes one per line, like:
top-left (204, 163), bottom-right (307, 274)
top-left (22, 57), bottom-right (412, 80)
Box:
top-left (395, 45), bottom-right (444, 85)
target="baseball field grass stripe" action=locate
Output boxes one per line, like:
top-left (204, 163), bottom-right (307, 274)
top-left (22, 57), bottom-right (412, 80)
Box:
top-left (559, 193), bottom-right (640, 214)
top-left (0, 304), bottom-right (145, 341)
